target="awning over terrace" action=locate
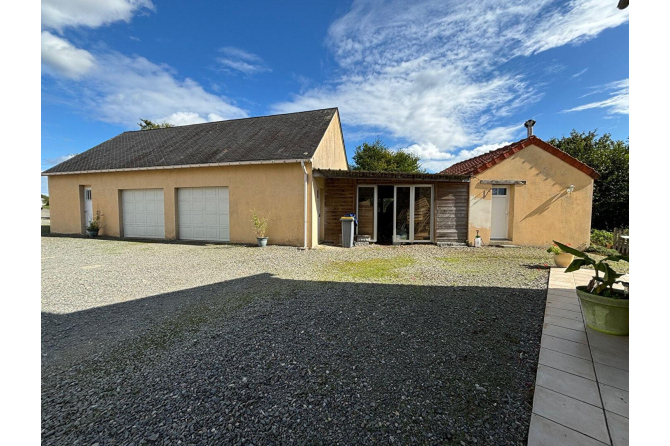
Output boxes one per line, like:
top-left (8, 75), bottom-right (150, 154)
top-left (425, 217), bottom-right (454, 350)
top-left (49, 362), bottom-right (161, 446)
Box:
top-left (313, 169), bottom-right (470, 182)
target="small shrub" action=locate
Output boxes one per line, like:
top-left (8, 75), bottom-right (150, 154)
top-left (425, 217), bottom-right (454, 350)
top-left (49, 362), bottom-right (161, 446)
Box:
top-left (546, 244), bottom-right (562, 255)
top-left (590, 229), bottom-right (613, 248)
top-left (585, 245), bottom-right (620, 256)
top-left (87, 210), bottom-right (102, 231)
top-left (251, 210), bottom-right (269, 238)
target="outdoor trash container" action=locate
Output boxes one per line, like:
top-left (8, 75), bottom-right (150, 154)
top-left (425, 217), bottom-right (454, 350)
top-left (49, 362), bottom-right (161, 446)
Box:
top-left (340, 216), bottom-right (355, 248)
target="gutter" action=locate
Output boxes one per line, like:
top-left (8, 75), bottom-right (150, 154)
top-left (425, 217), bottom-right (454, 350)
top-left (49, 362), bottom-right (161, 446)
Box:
top-left (41, 158), bottom-right (312, 176)
top-left (300, 161), bottom-right (308, 250)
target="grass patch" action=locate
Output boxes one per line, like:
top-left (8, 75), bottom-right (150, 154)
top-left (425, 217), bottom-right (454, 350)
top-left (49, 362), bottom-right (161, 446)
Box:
top-left (435, 257), bottom-right (461, 264)
top-left (327, 256), bottom-right (416, 282)
top-left (92, 290), bottom-right (258, 374)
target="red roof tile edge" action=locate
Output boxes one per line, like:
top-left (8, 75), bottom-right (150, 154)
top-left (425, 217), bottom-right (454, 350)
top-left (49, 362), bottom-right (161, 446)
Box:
top-left (440, 136), bottom-right (600, 180)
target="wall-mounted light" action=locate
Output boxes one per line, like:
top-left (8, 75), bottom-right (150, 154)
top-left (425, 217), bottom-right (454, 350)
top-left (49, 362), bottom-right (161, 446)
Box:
top-left (566, 185), bottom-right (575, 195)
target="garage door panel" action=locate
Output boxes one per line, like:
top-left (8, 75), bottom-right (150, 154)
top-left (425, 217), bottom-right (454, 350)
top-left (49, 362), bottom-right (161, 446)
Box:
top-left (122, 189), bottom-right (165, 239)
top-left (178, 187), bottom-right (230, 242)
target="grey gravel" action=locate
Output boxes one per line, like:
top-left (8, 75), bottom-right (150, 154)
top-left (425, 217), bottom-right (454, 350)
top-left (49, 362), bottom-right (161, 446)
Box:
top-left (42, 237), bottom-right (554, 445)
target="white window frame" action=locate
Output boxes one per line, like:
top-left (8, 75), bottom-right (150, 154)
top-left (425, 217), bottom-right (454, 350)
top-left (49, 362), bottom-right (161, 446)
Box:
top-left (356, 185), bottom-right (378, 242)
top-left (393, 184), bottom-right (434, 244)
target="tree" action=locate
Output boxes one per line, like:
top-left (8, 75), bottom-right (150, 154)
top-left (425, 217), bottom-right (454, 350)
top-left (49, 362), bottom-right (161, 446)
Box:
top-left (350, 139), bottom-right (425, 173)
top-left (138, 119), bottom-right (174, 130)
top-left (41, 194), bottom-right (49, 206)
top-left (548, 130), bottom-right (628, 231)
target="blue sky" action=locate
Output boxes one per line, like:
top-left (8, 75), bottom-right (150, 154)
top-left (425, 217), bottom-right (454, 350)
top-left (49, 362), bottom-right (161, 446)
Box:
top-left (41, 0), bottom-right (629, 194)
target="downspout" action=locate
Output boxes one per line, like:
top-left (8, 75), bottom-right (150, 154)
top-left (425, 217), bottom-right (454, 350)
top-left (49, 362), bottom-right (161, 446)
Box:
top-left (301, 161), bottom-right (308, 250)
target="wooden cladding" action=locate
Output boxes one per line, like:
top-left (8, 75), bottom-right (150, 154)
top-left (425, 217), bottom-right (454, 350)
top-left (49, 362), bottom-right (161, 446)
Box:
top-left (435, 183), bottom-right (468, 242)
top-left (323, 178), bottom-right (469, 245)
top-left (323, 178), bottom-right (356, 244)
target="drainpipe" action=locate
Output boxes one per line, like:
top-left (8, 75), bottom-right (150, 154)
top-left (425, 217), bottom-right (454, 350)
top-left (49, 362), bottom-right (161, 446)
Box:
top-left (301, 161), bottom-right (308, 250)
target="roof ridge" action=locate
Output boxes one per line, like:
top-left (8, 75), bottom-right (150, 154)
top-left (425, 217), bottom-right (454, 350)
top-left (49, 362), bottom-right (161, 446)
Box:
top-left (442, 137), bottom-right (528, 172)
top-left (440, 136), bottom-right (600, 180)
top-left (126, 107), bottom-right (339, 133)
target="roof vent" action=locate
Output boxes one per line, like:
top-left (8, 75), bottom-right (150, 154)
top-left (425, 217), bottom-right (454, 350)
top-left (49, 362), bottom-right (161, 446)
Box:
top-left (524, 119), bottom-right (536, 138)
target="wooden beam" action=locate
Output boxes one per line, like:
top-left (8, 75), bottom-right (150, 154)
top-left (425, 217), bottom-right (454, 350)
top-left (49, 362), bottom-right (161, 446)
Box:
top-left (479, 180), bottom-right (526, 185)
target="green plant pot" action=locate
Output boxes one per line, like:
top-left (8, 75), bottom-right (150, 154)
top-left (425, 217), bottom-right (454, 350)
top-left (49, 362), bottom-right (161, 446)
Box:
top-left (576, 286), bottom-right (628, 336)
top-left (86, 229), bottom-right (99, 237)
top-left (257, 237), bottom-right (268, 247)
top-left (554, 253), bottom-right (574, 268)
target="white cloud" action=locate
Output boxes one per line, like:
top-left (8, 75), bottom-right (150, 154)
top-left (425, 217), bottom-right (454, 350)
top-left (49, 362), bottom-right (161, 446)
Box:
top-left (41, 31), bottom-right (95, 79)
top-left (272, 0), bottom-right (628, 170)
top-left (78, 52), bottom-right (248, 127)
top-left (572, 68), bottom-right (588, 78)
top-left (516, 0), bottom-right (628, 56)
top-left (154, 112), bottom-right (227, 126)
top-left (407, 141), bottom-right (513, 173)
top-left (42, 153), bottom-right (77, 169)
top-left (40, 1), bottom-right (247, 128)
top-left (217, 47), bottom-right (271, 75)
top-left (563, 78), bottom-right (628, 115)
top-left (42, 0), bottom-right (155, 32)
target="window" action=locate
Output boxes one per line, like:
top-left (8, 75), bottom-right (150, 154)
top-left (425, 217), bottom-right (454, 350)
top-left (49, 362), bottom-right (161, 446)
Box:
top-left (492, 187), bottom-right (507, 196)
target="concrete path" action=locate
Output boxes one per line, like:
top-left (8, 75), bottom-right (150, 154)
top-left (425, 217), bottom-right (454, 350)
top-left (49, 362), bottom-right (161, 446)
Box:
top-left (528, 268), bottom-right (629, 446)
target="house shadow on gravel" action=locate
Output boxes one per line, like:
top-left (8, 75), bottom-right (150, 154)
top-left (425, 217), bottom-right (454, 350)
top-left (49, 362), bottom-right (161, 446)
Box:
top-left (42, 274), bottom-right (546, 446)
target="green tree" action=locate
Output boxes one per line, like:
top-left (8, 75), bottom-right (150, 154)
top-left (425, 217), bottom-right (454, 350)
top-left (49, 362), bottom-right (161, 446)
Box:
top-left (548, 130), bottom-right (628, 231)
top-left (138, 119), bottom-right (174, 130)
top-left (351, 139), bottom-right (425, 173)
top-left (41, 194), bottom-right (49, 206)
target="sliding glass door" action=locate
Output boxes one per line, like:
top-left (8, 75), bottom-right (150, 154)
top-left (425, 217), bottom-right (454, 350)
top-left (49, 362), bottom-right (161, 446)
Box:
top-left (393, 185), bottom-right (433, 243)
top-left (413, 186), bottom-right (432, 241)
top-left (395, 186), bottom-right (411, 241)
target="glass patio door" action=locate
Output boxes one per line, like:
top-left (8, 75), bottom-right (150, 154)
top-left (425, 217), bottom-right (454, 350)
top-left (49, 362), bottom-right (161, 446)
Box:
top-left (393, 185), bottom-right (433, 243)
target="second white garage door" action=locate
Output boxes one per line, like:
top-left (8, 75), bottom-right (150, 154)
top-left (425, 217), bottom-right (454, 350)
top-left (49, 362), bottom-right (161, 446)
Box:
top-left (178, 187), bottom-right (230, 242)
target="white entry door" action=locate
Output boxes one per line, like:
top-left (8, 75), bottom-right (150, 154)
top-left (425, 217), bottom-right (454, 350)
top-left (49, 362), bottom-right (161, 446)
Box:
top-left (122, 189), bottom-right (165, 238)
top-left (178, 187), bottom-right (230, 242)
top-left (490, 186), bottom-right (509, 239)
top-left (83, 187), bottom-right (93, 228)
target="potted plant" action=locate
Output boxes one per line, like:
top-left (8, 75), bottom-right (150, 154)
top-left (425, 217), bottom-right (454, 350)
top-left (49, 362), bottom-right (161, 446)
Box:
top-left (547, 243), bottom-right (574, 267)
top-left (251, 210), bottom-right (269, 247)
top-left (86, 210), bottom-right (101, 237)
top-left (553, 241), bottom-right (629, 335)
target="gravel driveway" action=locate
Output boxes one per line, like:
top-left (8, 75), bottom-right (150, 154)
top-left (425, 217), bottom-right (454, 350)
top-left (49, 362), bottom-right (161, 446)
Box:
top-left (42, 237), bottom-right (553, 445)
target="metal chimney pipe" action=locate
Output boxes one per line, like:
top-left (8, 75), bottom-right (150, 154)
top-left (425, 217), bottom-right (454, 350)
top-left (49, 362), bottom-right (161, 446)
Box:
top-left (524, 119), bottom-right (536, 138)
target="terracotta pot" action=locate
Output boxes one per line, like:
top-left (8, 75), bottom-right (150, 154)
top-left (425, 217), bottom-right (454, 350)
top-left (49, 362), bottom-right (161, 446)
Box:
top-left (554, 253), bottom-right (574, 268)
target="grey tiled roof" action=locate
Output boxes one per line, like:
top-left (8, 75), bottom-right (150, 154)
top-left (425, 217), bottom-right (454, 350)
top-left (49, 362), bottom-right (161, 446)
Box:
top-left (44, 108), bottom-right (338, 174)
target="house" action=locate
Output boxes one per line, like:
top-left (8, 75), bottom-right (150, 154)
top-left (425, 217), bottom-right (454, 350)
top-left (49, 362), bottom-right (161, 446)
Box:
top-left (43, 110), bottom-right (598, 248)
top-left (440, 122), bottom-right (599, 248)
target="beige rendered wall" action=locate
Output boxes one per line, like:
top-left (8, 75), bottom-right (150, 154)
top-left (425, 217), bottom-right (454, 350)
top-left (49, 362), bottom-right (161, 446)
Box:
top-left (467, 144), bottom-right (594, 248)
top-left (47, 163), bottom-right (310, 246)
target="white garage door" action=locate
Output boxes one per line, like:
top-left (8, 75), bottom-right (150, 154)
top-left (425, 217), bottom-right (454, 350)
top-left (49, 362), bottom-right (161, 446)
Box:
top-left (121, 189), bottom-right (165, 239)
top-left (178, 187), bottom-right (230, 242)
